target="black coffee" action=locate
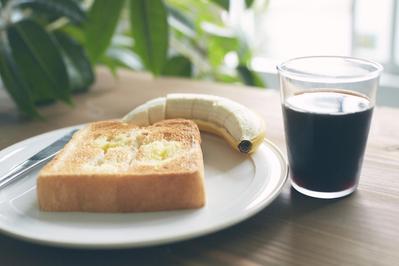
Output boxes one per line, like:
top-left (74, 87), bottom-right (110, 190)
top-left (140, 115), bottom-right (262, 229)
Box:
top-left (283, 90), bottom-right (373, 192)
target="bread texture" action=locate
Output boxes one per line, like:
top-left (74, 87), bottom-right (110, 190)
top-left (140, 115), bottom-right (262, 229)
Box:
top-left (37, 119), bottom-right (205, 212)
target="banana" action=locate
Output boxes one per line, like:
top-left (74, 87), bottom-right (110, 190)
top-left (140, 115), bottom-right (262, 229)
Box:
top-left (123, 97), bottom-right (166, 125)
top-left (122, 93), bottom-right (266, 154)
top-left (166, 93), bottom-right (195, 119)
top-left (123, 102), bottom-right (150, 126)
top-left (147, 97), bottom-right (166, 124)
top-left (192, 94), bottom-right (221, 121)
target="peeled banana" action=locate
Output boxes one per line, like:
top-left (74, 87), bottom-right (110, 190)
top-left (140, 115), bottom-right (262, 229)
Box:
top-left (122, 93), bottom-right (266, 154)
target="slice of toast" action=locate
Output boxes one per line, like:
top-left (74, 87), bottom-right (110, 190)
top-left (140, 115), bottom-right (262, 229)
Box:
top-left (37, 119), bottom-right (205, 212)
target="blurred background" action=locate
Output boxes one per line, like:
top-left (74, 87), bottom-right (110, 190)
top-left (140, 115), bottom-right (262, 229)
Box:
top-left (0, 0), bottom-right (398, 118)
top-left (249, 0), bottom-right (399, 107)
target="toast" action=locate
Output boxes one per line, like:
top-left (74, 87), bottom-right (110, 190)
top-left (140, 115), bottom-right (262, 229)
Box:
top-left (37, 119), bottom-right (205, 212)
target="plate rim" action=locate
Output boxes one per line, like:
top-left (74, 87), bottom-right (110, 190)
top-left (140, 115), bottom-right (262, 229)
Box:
top-left (0, 126), bottom-right (288, 249)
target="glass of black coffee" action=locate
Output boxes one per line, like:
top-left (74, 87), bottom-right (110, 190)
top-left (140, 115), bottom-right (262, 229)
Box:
top-left (277, 56), bottom-right (383, 199)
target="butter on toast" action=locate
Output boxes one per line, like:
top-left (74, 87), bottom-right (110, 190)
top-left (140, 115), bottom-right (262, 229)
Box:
top-left (37, 119), bottom-right (205, 212)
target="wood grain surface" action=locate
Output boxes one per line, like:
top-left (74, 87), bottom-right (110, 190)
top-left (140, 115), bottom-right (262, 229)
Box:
top-left (0, 69), bottom-right (398, 266)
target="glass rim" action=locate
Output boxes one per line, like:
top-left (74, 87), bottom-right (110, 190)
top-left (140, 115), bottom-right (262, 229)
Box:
top-left (276, 56), bottom-right (384, 83)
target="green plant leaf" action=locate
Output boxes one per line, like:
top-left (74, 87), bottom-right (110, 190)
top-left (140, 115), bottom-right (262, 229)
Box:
top-left (85, 0), bottom-right (125, 62)
top-left (97, 55), bottom-right (120, 77)
top-left (0, 35), bottom-right (40, 117)
top-left (16, 0), bottom-right (86, 25)
top-left (162, 55), bottom-right (192, 77)
top-left (60, 24), bottom-right (85, 44)
top-left (54, 31), bottom-right (94, 93)
top-left (7, 18), bottom-right (71, 104)
top-left (129, 0), bottom-right (169, 75)
top-left (0, 0), bottom-right (7, 7)
top-left (245, 0), bottom-right (255, 8)
top-left (167, 5), bottom-right (195, 36)
top-left (105, 47), bottom-right (142, 70)
top-left (98, 47), bottom-right (142, 76)
top-left (209, 0), bottom-right (229, 10)
top-left (236, 65), bottom-right (266, 87)
top-left (167, 6), bottom-right (195, 30)
top-left (208, 35), bottom-right (239, 67)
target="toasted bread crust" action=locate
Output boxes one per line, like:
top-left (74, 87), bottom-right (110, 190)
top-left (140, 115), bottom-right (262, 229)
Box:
top-left (37, 119), bottom-right (205, 212)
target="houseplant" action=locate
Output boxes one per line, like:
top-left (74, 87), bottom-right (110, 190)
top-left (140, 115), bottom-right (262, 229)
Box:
top-left (0, 0), bottom-right (265, 117)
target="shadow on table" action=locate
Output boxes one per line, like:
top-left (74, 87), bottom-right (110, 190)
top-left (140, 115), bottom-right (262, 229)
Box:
top-left (166, 185), bottom-right (357, 264)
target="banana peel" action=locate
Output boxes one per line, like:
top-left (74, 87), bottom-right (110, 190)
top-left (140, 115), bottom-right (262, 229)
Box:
top-left (122, 93), bottom-right (266, 154)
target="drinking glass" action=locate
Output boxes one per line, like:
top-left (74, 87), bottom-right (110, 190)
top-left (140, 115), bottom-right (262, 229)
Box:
top-left (277, 56), bottom-right (383, 199)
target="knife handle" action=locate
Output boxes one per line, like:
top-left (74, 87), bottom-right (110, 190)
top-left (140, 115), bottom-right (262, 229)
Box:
top-left (0, 129), bottom-right (78, 190)
top-left (0, 153), bottom-right (56, 189)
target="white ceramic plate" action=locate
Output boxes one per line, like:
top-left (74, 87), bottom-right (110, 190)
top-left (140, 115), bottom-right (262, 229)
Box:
top-left (0, 126), bottom-right (288, 249)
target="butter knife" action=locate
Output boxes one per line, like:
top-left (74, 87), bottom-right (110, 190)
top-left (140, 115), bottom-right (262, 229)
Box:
top-left (0, 129), bottom-right (78, 189)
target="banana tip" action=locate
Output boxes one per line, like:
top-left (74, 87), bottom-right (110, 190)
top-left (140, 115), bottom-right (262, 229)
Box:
top-left (238, 140), bottom-right (252, 153)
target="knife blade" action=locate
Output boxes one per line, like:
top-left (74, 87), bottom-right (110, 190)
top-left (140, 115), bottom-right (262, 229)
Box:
top-left (0, 129), bottom-right (78, 189)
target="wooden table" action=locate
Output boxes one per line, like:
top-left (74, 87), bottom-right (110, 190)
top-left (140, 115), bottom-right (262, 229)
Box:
top-left (1, 69), bottom-right (399, 266)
